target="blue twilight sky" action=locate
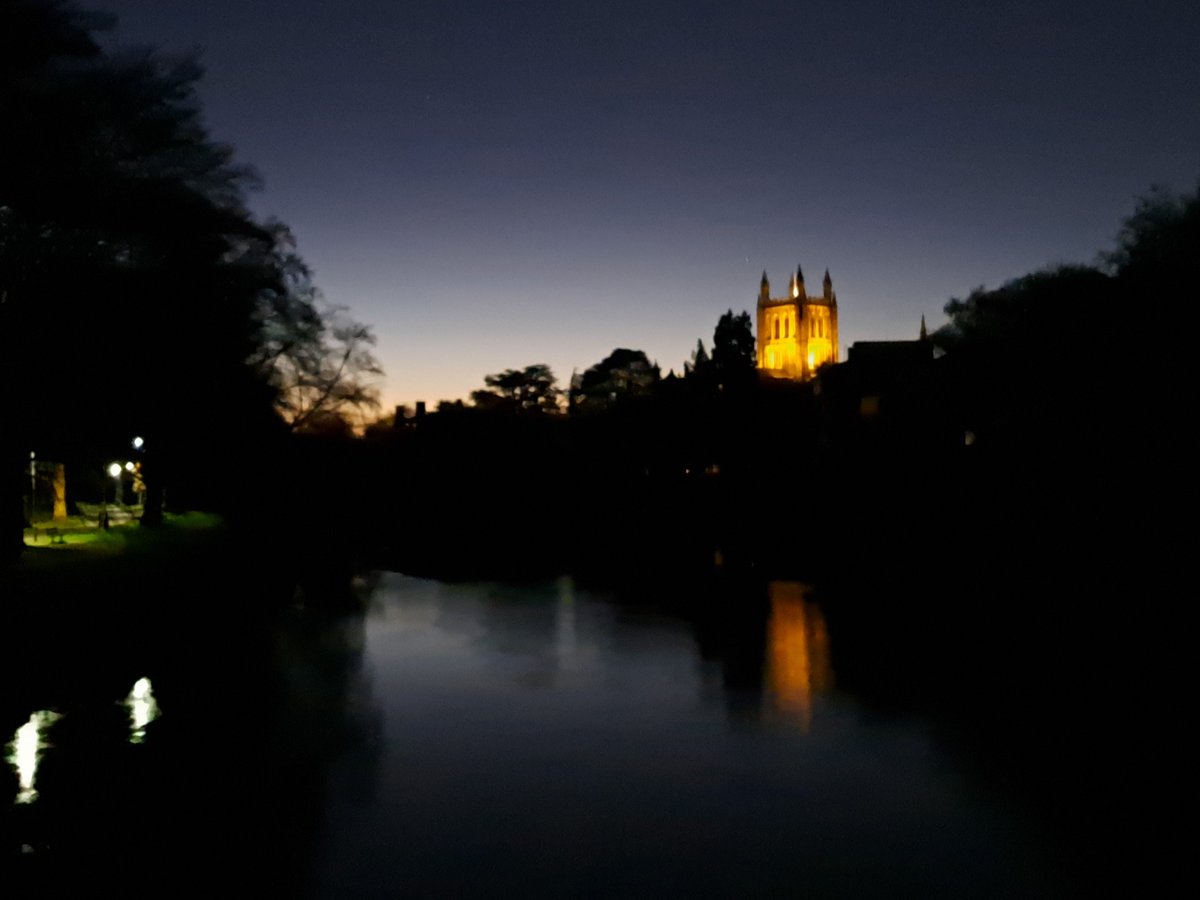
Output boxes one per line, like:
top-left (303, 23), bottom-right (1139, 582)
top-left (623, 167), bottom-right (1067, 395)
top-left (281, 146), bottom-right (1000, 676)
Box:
top-left (96, 0), bottom-right (1200, 409)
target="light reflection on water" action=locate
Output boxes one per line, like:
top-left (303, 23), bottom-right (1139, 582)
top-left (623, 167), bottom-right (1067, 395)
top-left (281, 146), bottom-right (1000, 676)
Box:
top-left (765, 581), bottom-right (833, 728)
top-left (311, 573), bottom-right (1056, 898)
top-left (3, 577), bottom-right (1068, 896)
top-left (6, 709), bottom-right (61, 804)
top-left (125, 676), bottom-right (160, 743)
top-left (5, 676), bottom-right (160, 808)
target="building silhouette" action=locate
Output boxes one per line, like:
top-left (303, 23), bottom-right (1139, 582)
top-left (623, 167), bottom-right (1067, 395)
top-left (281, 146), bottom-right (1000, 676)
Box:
top-left (756, 266), bottom-right (839, 380)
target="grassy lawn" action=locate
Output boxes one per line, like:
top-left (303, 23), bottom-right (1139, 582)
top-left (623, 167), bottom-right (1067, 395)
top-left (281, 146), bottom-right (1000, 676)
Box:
top-left (8, 512), bottom-right (227, 588)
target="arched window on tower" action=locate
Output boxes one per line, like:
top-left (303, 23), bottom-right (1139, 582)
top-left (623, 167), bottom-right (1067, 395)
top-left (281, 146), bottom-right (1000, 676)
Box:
top-left (784, 317), bottom-right (790, 338)
top-left (774, 319), bottom-right (779, 340)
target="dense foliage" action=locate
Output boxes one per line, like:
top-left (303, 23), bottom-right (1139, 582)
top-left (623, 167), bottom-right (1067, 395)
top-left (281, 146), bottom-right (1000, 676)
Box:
top-left (1, 0), bottom-right (379, 546)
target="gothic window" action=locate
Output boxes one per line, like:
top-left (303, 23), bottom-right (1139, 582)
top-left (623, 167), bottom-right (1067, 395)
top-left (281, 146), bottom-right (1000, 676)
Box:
top-left (784, 317), bottom-right (790, 338)
top-left (774, 319), bottom-right (779, 340)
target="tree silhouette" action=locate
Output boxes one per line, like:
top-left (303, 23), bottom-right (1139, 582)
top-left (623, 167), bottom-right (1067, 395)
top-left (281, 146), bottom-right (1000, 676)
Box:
top-left (711, 309), bottom-right (755, 386)
top-left (933, 265), bottom-right (1112, 354)
top-left (0, 0), bottom-right (375, 549)
top-left (683, 339), bottom-right (710, 378)
top-left (570, 348), bottom-right (659, 411)
top-left (472, 365), bottom-right (562, 414)
top-left (1106, 181), bottom-right (1200, 294)
top-left (248, 224), bottom-right (382, 433)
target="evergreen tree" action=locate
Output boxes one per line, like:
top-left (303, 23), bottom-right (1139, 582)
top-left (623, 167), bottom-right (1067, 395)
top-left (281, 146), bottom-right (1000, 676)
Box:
top-left (683, 339), bottom-right (710, 377)
top-left (711, 309), bottom-right (755, 383)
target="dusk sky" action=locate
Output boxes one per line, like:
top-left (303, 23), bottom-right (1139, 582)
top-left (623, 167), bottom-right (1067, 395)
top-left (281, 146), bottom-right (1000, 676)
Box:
top-left (97, 0), bottom-right (1200, 409)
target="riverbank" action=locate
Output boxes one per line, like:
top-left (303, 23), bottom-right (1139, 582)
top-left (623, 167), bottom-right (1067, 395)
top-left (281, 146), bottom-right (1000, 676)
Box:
top-left (1, 511), bottom-right (368, 898)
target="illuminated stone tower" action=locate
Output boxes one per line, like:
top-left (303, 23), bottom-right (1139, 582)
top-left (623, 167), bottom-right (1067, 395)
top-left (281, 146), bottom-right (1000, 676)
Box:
top-left (756, 264), bottom-right (839, 379)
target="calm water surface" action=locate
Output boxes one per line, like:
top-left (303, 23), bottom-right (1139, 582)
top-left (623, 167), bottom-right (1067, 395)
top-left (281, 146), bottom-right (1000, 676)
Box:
top-left (5, 573), bottom-right (1072, 897)
top-left (314, 575), bottom-right (1060, 897)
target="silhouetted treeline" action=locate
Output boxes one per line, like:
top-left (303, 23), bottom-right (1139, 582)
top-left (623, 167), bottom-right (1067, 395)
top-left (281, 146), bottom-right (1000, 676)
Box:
top-left (1, 0), bottom-right (379, 559)
top-left (340, 180), bottom-right (1196, 599)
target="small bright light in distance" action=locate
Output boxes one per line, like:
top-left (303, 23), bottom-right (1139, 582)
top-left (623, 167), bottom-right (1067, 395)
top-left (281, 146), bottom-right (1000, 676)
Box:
top-left (107, 463), bottom-right (122, 478)
top-left (132, 437), bottom-right (144, 449)
top-left (124, 461), bottom-right (135, 472)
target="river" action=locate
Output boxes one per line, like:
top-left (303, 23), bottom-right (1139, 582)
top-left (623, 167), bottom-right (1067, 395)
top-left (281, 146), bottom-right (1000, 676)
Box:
top-left (4, 571), bottom-right (1094, 897)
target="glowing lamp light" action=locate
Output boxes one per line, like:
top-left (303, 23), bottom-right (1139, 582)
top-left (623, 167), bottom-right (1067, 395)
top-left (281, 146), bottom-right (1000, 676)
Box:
top-left (107, 463), bottom-right (122, 479)
top-left (132, 436), bottom-right (144, 450)
top-left (124, 461), bottom-right (135, 472)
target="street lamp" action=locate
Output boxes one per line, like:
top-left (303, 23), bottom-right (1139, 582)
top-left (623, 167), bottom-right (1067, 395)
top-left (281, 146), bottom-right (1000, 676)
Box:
top-left (108, 462), bottom-right (124, 507)
top-left (98, 462), bottom-right (120, 529)
top-left (130, 436), bottom-right (148, 514)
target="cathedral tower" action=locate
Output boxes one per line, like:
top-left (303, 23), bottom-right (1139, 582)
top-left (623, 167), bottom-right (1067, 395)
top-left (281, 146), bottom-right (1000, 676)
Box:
top-left (756, 262), bottom-right (839, 379)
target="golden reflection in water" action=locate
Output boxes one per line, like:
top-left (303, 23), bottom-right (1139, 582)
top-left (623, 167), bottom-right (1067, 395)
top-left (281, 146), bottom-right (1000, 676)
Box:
top-left (6, 710), bottom-right (61, 804)
top-left (766, 581), bottom-right (832, 730)
top-left (125, 676), bottom-right (160, 744)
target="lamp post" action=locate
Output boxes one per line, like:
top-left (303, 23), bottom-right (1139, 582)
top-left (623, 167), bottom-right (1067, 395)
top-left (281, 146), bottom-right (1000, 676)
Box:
top-left (105, 460), bottom-right (123, 525)
top-left (107, 461), bottom-right (123, 508)
top-left (131, 437), bottom-right (144, 506)
top-left (130, 436), bottom-right (151, 520)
